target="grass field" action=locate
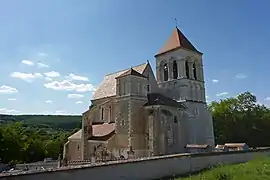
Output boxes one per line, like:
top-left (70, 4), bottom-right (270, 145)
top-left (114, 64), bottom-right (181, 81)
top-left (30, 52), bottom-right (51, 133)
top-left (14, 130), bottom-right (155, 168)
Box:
top-left (177, 157), bottom-right (270, 180)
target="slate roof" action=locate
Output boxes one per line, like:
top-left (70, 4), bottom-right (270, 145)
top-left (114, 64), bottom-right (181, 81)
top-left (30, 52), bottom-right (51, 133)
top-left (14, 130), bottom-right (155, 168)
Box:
top-left (92, 63), bottom-right (148, 100)
top-left (68, 123), bottom-right (116, 141)
top-left (155, 27), bottom-right (201, 56)
top-left (144, 93), bottom-right (186, 108)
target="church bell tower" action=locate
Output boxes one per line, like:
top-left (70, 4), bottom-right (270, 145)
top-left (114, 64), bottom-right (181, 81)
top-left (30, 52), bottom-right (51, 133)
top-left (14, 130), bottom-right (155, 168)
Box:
top-left (154, 27), bottom-right (206, 103)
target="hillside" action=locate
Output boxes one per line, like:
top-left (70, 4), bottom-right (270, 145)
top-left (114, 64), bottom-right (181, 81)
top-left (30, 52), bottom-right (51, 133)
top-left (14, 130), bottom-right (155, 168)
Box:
top-left (179, 157), bottom-right (270, 180)
top-left (0, 114), bottom-right (81, 131)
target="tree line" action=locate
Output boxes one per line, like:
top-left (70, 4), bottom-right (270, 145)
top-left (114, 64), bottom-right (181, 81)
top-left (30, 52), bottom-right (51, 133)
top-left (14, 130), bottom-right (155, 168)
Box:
top-left (1, 91), bottom-right (270, 164)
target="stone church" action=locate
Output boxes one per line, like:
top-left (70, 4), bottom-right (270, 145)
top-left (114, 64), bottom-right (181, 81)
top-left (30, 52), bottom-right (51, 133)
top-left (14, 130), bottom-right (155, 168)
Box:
top-left (63, 27), bottom-right (215, 162)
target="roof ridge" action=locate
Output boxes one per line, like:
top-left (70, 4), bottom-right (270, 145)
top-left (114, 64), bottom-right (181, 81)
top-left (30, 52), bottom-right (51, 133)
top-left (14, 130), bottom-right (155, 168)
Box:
top-left (105, 62), bottom-right (147, 76)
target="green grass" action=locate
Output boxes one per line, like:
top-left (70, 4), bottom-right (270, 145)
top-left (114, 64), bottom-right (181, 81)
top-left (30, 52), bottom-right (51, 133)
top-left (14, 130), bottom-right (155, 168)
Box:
top-left (177, 157), bottom-right (270, 180)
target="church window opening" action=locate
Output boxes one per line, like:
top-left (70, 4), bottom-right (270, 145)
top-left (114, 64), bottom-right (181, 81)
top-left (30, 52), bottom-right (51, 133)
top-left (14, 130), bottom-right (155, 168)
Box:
top-left (174, 116), bottom-right (177, 123)
top-left (77, 144), bottom-right (80, 151)
top-left (123, 82), bottom-right (126, 95)
top-left (164, 63), bottom-right (168, 81)
top-left (173, 60), bottom-right (178, 79)
top-left (185, 61), bottom-right (189, 78)
top-left (101, 107), bottom-right (104, 120)
top-left (193, 63), bottom-right (197, 80)
top-left (147, 85), bottom-right (150, 92)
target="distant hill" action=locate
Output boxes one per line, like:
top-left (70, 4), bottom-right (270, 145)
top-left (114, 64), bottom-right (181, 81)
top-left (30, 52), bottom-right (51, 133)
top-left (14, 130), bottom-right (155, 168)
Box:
top-left (0, 114), bottom-right (81, 131)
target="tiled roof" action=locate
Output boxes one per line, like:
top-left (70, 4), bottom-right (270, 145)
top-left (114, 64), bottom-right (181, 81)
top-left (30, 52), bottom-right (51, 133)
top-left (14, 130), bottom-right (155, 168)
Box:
top-left (68, 123), bottom-right (116, 140)
top-left (92, 63), bottom-right (148, 100)
top-left (224, 143), bottom-right (248, 148)
top-left (116, 68), bottom-right (146, 79)
top-left (155, 27), bottom-right (201, 56)
top-left (144, 93), bottom-right (185, 108)
top-left (185, 144), bottom-right (209, 149)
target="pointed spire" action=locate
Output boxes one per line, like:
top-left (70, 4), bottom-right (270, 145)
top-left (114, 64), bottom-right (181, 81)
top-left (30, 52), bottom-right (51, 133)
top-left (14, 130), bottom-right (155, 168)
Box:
top-left (155, 27), bottom-right (202, 57)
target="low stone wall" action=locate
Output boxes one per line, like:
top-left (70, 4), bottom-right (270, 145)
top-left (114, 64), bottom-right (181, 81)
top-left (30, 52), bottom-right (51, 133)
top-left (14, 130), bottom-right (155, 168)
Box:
top-left (1, 149), bottom-right (270, 180)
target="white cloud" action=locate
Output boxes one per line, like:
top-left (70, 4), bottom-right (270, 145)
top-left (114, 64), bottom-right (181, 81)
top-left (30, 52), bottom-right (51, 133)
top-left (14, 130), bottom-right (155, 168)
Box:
top-left (45, 100), bottom-right (52, 103)
top-left (67, 94), bottom-right (84, 99)
top-left (0, 85), bottom-right (18, 94)
top-left (38, 52), bottom-right (48, 57)
top-left (21, 60), bottom-right (34, 66)
top-left (235, 73), bottom-right (247, 79)
top-left (216, 92), bottom-right (229, 97)
top-left (45, 77), bottom-right (53, 81)
top-left (10, 72), bottom-right (43, 82)
top-left (76, 101), bottom-right (83, 104)
top-left (264, 97), bottom-right (270, 101)
top-left (8, 98), bottom-right (16, 101)
top-left (44, 80), bottom-right (96, 92)
top-left (212, 79), bottom-right (219, 83)
top-left (66, 73), bottom-right (89, 81)
top-left (0, 108), bottom-right (19, 114)
top-left (38, 62), bottom-right (49, 68)
top-left (44, 71), bottom-right (60, 78)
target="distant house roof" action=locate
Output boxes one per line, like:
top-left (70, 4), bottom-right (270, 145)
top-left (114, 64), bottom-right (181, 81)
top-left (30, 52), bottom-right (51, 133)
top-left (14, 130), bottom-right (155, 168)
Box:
top-left (68, 123), bottom-right (116, 141)
top-left (155, 27), bottom-right (202, 57)
top-left (144, 93), bottom-right (186, 108)
top-left (224, 143), bottom-right (248, 148)
top-left (92, 63), bottom-right (148, 100)
top-left (185, 144), bottom-right (209, 149)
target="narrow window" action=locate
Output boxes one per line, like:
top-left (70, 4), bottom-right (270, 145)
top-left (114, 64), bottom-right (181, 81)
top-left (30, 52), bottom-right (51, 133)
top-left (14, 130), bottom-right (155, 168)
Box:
top-left (173, 60), bottom-right (178, 79)
top-left (174, 116), bottom-right (177, 123)
top-left (77, 144), bottom-right (80, 151)
top-left (123, 82), bottom-right (126, 95)
top-left (164, 63), bottom-right (168, 81)
top-left (101, 107), bottom-right (104, 120)
top-left (147, 85), bottom-right (150, 92)
top-left (193, 63), bottom-right (197, 80)
top-left (185, 61), bottom-right (189, 78)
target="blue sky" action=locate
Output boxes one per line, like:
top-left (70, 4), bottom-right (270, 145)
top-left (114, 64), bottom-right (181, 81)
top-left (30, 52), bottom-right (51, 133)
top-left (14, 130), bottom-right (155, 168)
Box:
top-left (0, 0), bottom-right (269, 115)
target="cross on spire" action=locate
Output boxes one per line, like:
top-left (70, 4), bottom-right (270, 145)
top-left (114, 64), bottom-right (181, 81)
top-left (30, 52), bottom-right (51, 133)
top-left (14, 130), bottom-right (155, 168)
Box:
top-left (174, 18), bottom-right (178, 28)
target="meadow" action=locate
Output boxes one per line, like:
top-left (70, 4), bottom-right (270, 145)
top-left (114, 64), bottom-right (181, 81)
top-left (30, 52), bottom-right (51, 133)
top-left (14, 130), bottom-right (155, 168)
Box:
top-left (179, 157), bottom-right (270, 180)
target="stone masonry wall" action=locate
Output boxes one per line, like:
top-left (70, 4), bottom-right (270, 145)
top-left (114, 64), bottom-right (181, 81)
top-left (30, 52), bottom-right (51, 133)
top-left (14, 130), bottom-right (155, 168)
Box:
top-left (1, 149), bottom-right (270, 180)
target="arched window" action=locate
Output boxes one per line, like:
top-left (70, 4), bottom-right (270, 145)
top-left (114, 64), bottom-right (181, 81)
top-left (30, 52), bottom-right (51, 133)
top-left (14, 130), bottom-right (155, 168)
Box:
top-left (164, 63), bottom-right (168, 81)
top-left (193, 63), bottom-right (197, 80)
top-left (185, 61), bottom-right (189, 78)
top-left (173, 60), bottom-right (178, 79)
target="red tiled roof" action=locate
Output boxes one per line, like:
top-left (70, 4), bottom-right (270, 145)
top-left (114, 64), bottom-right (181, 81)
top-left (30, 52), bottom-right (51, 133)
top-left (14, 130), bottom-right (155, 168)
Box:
top-left (155, 27), bottom-right (201, 56)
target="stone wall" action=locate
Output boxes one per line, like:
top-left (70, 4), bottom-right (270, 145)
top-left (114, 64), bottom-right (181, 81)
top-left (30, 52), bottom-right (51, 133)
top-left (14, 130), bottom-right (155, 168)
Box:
top-left (1, 149), bottom-right (270, 180)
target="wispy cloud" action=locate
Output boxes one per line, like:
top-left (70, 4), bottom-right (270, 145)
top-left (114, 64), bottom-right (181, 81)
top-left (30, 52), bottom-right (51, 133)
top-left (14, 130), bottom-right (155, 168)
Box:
top-left (0, 85), bottom-right (18, 94)
top-left (216, 92), bottom-right (229, 97)
top-left (66, 73), bottom-right (89, 81)
top-left (45, 100), bottom-right (52, 103)
top-left (38, 62), bottom-right (49, 68)
top-left (10, 72), bottom-right (43, 82)
top-left (44, 71), bottom-right (60, 78)
top-left (212, 79), bottom-right (219, 83)
top-left (264, 97), bottom-right (270, 101)
top-left (76, 101), bottom-right (83, 104)
top-left (8, 98), bottom-right (16, 101)
top-left (44, 80), bottom-right (95, 92)
top-left (38, 52), bottom-right (48, 57)
top-left (67, 93), bottom-right (84, 99)
top-left (21, 60), bottom-right (34, 66)
top-left (235, 73), bottom-right (247, 79)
